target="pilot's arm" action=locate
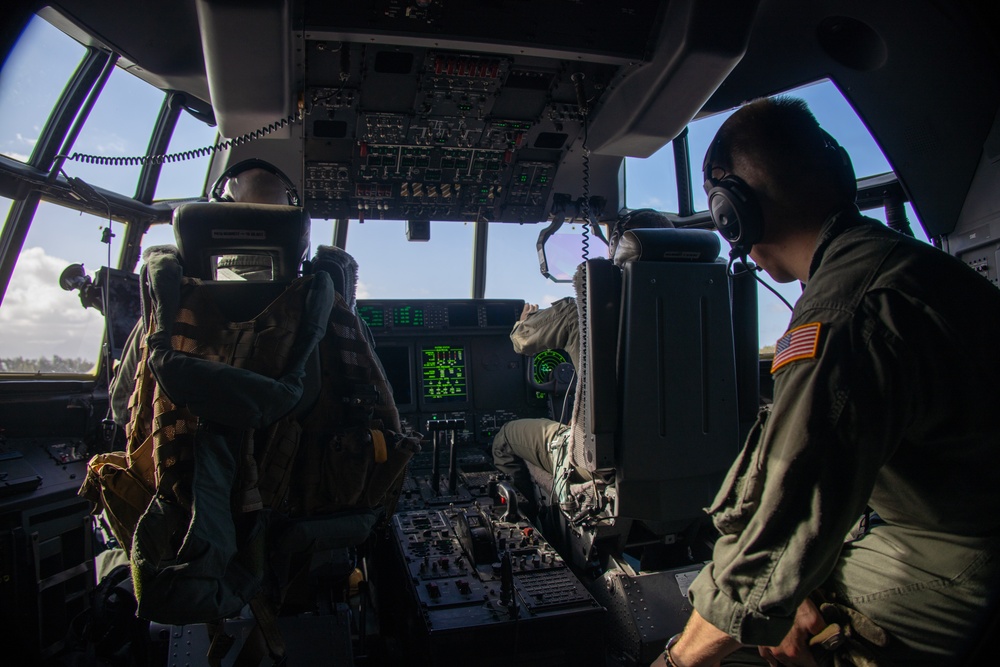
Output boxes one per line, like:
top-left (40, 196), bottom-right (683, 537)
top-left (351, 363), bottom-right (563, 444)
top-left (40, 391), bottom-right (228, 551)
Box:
top-left (509, 296), bottom-right (580, 368)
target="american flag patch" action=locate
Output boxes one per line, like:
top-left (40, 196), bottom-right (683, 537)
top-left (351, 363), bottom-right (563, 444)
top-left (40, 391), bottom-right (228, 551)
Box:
top-left (771, 322), bottom-right (822, 374)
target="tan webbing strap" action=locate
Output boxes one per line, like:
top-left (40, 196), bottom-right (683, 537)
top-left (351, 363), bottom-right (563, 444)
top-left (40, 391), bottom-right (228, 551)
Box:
top-left (205, 620), bottom-right (236, 667)
top-left (126, 433), bottom-right (157, 490)
top-left (371, 429), bottom-right (388, 463)
top-left (126, 327), bottom-right (155, 450)
top-left (150, 389), bottom-right (198, 505)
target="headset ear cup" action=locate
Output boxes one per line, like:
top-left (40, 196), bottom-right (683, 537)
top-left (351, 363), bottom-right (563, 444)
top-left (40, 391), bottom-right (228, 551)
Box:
top-left (708, 176), bottom-right (763, 252)
top-left (708, 186), bottom-right (742, 242)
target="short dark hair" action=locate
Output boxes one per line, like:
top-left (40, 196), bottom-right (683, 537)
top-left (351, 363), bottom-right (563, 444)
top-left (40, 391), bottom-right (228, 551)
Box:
top-left (706, 97), bottom-right (855, 214)
top-left (608, 208), bottom-right (674, 258)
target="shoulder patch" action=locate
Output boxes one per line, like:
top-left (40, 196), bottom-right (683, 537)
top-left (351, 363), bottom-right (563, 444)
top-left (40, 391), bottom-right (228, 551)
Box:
top-left (771, 322), bottom-right (822, 374)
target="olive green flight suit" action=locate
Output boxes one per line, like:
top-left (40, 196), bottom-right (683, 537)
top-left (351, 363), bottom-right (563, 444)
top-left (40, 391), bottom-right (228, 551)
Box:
top-left (509, 296), bottom-right (580, 369)
top-left (493, 297), bottom-right (580, 500)
top-left (689, 211), bottom-right (1000, 665)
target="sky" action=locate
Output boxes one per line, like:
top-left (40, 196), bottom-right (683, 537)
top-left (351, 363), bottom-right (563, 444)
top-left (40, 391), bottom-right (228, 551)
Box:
top-left (0, 14), bottom-right (928, 367)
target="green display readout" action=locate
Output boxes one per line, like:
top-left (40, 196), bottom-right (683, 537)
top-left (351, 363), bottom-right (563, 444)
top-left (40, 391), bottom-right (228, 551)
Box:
top-left (357, 305), bottom-right (385, 328)
top-left (393, 305), bottom-right (425, 327)
top-left (532, 349), bottom-right (570, 399)
top-left (422, 345), bottom-right (467, 402)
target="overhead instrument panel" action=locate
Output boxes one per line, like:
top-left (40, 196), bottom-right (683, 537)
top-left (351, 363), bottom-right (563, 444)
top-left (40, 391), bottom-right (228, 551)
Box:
top-left (300, 0), bottom-right (653, 222)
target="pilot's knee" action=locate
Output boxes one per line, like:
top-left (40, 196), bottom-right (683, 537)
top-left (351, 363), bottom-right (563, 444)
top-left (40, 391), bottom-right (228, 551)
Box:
top-left (491, 423), bottom-right (512, 461)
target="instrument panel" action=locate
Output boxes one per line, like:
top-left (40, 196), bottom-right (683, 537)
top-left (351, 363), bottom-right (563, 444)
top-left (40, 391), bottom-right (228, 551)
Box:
top-left (360, 298), bottom-right (553, 442)
top-left (301, 28), bottom-right (628, 223)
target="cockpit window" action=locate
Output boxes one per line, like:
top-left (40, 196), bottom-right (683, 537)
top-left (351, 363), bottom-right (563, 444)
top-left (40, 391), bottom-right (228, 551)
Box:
top-left (622, 79), bottom-right (897, 218)
top-left (686, 79), bottom-right (894, 213)
top-left (0, 200), bottom-right (125, 375)
top-left (0, 197), bottom-right (12, 230)
top-left (0, 15), bottom-right (86, 164)
top-left (623, 144), bottom-right (679, 213)
top-left (345, 219), bottom-right (474, 299)
top-left (62, 66), bottom-right (165, 196)
top-left (485, 222), bottom-right (577, 305)
top-left (154, 110), bottom-right (220, 201)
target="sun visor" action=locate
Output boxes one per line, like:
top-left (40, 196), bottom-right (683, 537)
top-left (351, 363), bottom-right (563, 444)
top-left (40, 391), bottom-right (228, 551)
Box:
top-left (195, 0), bottom-right (292, 139)
top-left (586, 0), bottom-right (759, 158)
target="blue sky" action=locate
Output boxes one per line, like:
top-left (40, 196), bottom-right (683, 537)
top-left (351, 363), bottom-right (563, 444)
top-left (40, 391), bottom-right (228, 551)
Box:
top-left (0, 14), bottom-right (927, 365)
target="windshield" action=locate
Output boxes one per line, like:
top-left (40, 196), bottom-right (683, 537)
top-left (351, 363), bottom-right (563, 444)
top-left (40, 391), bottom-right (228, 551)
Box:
top-left (0, 15), bottom-right (935, 371)
top-left (345, 220), bottom-right (475, 299)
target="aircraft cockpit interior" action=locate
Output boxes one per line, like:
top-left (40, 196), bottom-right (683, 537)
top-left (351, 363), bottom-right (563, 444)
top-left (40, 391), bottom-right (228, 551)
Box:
top-left (1, 1), bottom-right (998, 665)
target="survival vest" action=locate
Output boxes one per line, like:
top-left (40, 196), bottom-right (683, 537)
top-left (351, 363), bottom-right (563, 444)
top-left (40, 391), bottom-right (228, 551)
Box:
top-left (80, 246), bottom-right (419, 648)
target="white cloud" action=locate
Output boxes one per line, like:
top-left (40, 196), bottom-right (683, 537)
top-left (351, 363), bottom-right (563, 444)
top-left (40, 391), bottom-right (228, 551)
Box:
top-left (96, 139), bottom-right (129, 154)
top-left (0, 247), bottom-right (106, 361)
top-left (631, 195), bottom-right (667, 209)
top-left (1, 133), bottom-right (35, 162)
top-left (356, 279), bottom-right (371, 300)
top-left (86, 131), bottom-right (129, 155)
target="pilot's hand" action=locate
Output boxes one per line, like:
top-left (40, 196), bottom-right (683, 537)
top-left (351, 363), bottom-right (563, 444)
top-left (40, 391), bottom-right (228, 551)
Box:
top-left (648, 651), bottom-right (721, 667)
top-left (519, 303), bottom-right (539, 321)
top-left (758, 597), bottom-right (825, 667)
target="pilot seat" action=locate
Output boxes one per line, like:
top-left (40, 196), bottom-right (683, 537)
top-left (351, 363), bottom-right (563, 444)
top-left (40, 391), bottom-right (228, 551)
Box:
top-left (82, 201), bottom-right (418, 665)
top-left (539, 226), bottom-right (756, 664)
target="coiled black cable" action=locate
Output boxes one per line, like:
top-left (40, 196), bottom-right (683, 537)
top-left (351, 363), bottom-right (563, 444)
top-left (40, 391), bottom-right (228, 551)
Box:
top-left (727, 249), bottom-right (794, 312)
top-left (579, 115), bottom-right (592, 261)
top-left (59, 108), bottom-right (302, 167)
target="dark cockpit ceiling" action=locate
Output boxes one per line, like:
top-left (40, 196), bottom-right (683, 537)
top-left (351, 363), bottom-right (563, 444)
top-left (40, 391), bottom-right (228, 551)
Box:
top-left (18, 0), bottom-right (1000, 238)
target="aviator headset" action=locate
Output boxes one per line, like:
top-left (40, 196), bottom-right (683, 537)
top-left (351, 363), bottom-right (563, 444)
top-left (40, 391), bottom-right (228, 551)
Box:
top-left (209, 158), bottom-right (301, 206)
top-left (609, 207), bottom-right (671, 245)
top-left (607, 208), bottom-right (671, 258)
top-left (611, 207), bottom-right (661, 239)
top-left (702, 127), bottom-right (855, 257)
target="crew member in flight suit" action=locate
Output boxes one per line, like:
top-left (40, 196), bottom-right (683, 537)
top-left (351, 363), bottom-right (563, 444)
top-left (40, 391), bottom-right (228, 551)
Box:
top-left (654, 97), bottom-right (1000, 667)
top-left (492, 209), bottom-right (673, 510)
top-left (510, 296), bottom-right (580, 369)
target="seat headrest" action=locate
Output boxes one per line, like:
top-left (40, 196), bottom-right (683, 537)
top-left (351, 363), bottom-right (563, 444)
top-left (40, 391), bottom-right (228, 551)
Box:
top-left (613, 228), bottom-right (721, 266)
top-left (173, 202), bottom-right (310, 280)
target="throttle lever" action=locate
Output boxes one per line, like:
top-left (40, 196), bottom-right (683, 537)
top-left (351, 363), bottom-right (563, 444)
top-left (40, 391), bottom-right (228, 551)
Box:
top-left (495, 481), bottom-right (520, 522)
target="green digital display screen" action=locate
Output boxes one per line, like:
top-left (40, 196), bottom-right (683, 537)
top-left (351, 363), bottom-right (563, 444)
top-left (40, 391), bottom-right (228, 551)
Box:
top-left (532, 348), bottom-right (570, 399)
top-left (394, 305), bottom-right (425, 327)
top-left (421, 345), bottom-right (468, 403)
top-left (358, 305), bottom-right (385, 328)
